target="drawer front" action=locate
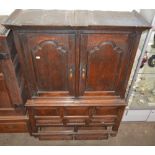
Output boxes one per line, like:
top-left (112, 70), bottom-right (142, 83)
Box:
top-left (34, 126), bottom-right (110, 140)
top-left (39, 135), bottom-right (73, 140)
top-left (90, 117), bottom-right (116, 126)
top-left (95, 107), bottom-right (118, 115)
top-left (34, 107), bottom-right (59, 116)
top-left (36, 118), bottom-right (63, 127)
top-left (0, 122), bottom-right (28, 133)
top-left (74, 134), bottom-right (108, 140)
top-left (32, 106), bottom-right (118, 127)
top-left (64, 107), bottom-right (89, 116)
top-left (33, 106), bottom-right (118, 117)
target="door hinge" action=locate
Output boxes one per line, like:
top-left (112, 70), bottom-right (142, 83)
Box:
top-left (0, 52), bottom-right (9, 60)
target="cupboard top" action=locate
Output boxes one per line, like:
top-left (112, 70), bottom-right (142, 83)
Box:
top-left (3, 9), bottom-right (150, 30)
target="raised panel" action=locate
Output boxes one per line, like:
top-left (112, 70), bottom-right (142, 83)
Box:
top-left (87, 41), bottom-right (123, 91)
top-left (20, 33), bottom-right (76, 96)
top-left (64, 107), bottom-right (89, 116)
top-left (32, 40), bottom-right (68, 91)
top-left (80, 33), bottom-right (131, 97)
top-left (95, 107), bottom-right (118, 115)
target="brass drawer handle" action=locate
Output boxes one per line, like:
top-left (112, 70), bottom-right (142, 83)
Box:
top-left (69, 68), bottom-right (73, 79)
top-left (82, 67), bottom-right (86, 79)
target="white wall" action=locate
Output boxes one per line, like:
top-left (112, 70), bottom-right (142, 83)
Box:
top-left (140, 9), bottom-right (155, 23)
top-left (0, 0), bottom-right (151, 15)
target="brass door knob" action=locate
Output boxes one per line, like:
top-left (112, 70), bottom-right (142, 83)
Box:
top-left (69, 68), bottom-right (73, 79)
top-left (82, 67), bottom-right (86, 79)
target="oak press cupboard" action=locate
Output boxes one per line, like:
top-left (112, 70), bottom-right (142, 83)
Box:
top-left (0, 10), bottom-right (150, 140)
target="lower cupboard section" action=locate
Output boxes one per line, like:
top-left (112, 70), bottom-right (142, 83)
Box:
top-left (0, 99), bottom-right (125, 140)
top-left (26, 98), bottom-right (126, 140)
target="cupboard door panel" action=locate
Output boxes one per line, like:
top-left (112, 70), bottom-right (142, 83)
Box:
top-left (0, 36), bottom-right (23, 106)
top-left (20, 33), bottom-right (76, 96)
top-left (32, 40), bottom-right (68, 91)
top-left (80, 33), bottom-right (131, 97)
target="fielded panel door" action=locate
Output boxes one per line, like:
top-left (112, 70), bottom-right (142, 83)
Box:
top-left (79, 33), bottom-right (134, 97)
top-left (17, 33), bottom-right (76, 96)
top-left (0, 39), bottom-right (23, 106)
top-left (0, 59), bottom-right (20, 107)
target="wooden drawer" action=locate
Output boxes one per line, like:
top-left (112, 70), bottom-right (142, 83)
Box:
top-left (90, 117), bottom-right (116, 126)
top-left (34, 107), bottom-right (59, 116)
top-left (0, 116), bottom-right (28, 133)
top-left (64, 117), bottom-right (87, 126)
top-left (32, 106), bottom-right (118, 117)
top-left (39, 126), bottom-right (74, 133)
top-left (0, 122), bottom-right (28, 133)
top-left (95, 107), bottom-right (118, 115)
top-left (34, 107), bottom-right (89, 116)
top-left (36, 117), bottom-right (62, 126)
top-left (39, 135), bottom-right (73, 140)
top-left (74, 127), bottom-right (111, 140)
top-left (38, 126), bottom-right (73, 140)
top-left (64, 107), bottom-right (89, 116)
top-left (30, 106), bottom-right (118, 127)
top-left (33, 126), bottom-right (111, 140)
top-left (35, 116), bottom-right (116, 127)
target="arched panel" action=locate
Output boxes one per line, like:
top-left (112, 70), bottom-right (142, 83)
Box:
top-left (87, 41), bottom-right (123, 91)
top-left (79, 33), bottom-right (129, 96)
top-left (31, 40), bottom-right (68, 91)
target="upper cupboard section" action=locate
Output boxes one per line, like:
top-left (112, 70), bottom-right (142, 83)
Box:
top-left (14, 30), bottom-right (138, 98)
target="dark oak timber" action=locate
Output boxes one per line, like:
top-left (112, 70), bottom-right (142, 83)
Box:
top-left (0, 10), bottom-right (150, 139)
top-left (0, 16), bottom-right (28, 133)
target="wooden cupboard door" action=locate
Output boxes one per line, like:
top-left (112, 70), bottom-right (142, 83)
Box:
top-left (0, 58), bottom-right (23, 107)
top-left (79, 33), bottom-right (133, 97)
top-left (0, 38), bottom-right (23, 106)
top-left (21, 33), bottom-right (76, 96)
